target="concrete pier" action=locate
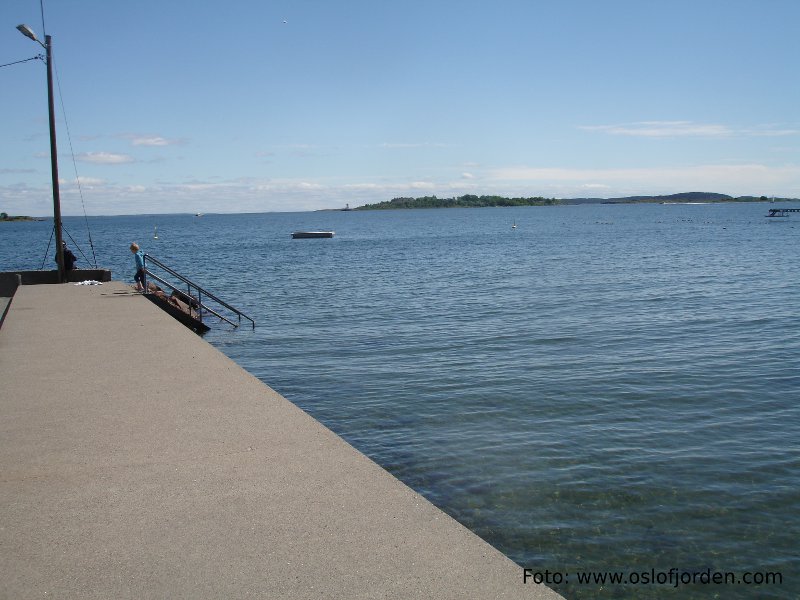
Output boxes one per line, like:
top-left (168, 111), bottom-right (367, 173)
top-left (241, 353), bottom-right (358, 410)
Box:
top-left (1, 282), bottom-right (563, 599)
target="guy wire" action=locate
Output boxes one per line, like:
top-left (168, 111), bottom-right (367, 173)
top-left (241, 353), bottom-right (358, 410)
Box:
top-left (53, 51), bottom-right (99, 268)
top-left (40, 0), bottom-right (47, 38)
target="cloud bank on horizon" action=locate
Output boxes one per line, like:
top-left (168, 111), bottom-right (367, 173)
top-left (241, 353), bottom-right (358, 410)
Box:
top-left (2, 1), bottom-right (798, 215)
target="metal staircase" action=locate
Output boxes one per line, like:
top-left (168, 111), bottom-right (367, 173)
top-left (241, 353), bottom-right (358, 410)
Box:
top-left (142, 254), bottom-right (255, 332)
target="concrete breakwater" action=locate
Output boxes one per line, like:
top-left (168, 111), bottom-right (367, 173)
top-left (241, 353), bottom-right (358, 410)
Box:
top-left (0, 282), bottom-right (562, 599)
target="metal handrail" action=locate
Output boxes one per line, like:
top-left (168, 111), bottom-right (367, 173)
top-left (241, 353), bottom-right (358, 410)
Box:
top-left (143, 254), bottom-right (255, 330)
top-left (144, 271), bottom-right (240, 328)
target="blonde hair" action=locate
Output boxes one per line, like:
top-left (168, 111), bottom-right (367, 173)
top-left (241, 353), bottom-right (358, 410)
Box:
top-left (130, 242), bottom-right (139, 252)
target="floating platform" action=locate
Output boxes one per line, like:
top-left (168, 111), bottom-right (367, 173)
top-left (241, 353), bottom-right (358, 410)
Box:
top-left (291, 231), bottom-right (334, 239)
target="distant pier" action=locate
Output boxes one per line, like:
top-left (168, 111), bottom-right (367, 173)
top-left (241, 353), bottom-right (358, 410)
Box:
top-left (766, 208), bottom-right (799, 218)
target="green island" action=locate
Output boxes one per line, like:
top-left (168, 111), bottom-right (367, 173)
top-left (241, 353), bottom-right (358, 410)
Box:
top-left (355, 195), bottom-right (559, 210)
top-left (0, 212), bottom-right (40, 222)
top-left (353, 192), bottom-right (795, 210)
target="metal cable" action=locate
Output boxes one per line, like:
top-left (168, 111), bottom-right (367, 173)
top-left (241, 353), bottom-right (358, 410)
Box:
top-left (0, 55), bottom-right (43, 69)
top-left (53, 50), bottom-right (99, 268)
top-left (40, 225), bottom-right (55, 270)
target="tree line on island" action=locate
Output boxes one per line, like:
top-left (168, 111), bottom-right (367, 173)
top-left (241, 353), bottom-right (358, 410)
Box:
top-left (352, 192), bottom-right (792, 210)
top-left (354, 195), bottom-right (559, 210)
top-left (0, 212), bottom-right (40, 221)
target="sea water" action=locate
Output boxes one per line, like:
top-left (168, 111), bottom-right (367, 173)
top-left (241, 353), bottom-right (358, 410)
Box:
top-left (2, 203), bottom-right (798, 599)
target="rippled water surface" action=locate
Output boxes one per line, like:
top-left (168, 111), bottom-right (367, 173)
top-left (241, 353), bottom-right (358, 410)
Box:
top-left (3, 203), bottom-right (798, 599)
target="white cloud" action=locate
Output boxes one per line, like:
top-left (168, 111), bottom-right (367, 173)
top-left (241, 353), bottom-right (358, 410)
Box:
top-left (488, 163), bottom-right (800, 197)
top-left (410, 181), bottom-right (436, 190)
top-left (73, 176), bottom-right (105, 186)
top-left (580, 121), bottom-right (800, 139)
top-left (380, 142), bottom-right (449, 149)
top-left (177, 183), bottom-right (222, 192)
top-left (119, 133), bottom-right (185, 147)
top-left (5, 164), bottom-right (799, 217)
top-left (342, 183), bottom-right (383, 191)
top-left (77, 152), bottom-right (135, 165)
top-left (741, 125), bottom-right (800, 137)
top-left (579, 121), bottom-right (732, 137)
top-left (0, 168), bottom-right (36, 174)
top-left (130, 136), bottom-right (175, 147)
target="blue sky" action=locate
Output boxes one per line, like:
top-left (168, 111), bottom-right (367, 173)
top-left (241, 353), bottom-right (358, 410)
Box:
top-left (2, 0), bottom-right (799, 215)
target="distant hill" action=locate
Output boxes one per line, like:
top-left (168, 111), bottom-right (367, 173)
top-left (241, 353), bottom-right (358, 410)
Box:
top-left (567, 192), bottom-right (764, 204)
top-left (564, 192), bottom-right (800, 204)
top-left (565, 192), bottom-right (733, 204)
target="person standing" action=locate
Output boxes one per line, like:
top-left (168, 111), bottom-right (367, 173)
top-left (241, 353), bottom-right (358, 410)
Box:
top-left (59, 241), bottom-right (77, 273)
top-left (130, 242), bottom-right (146, 292)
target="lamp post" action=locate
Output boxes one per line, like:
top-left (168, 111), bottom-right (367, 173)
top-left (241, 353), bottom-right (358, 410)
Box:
top-left (17, 24), bottom-right (65, 283)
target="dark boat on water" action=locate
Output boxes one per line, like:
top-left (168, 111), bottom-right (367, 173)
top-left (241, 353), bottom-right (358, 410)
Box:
top-left (292, 231), bottom-right (335, 239)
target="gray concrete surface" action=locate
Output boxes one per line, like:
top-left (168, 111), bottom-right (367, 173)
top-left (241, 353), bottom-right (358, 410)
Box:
top-left (0, 269), bottom-right (111, 292)
top-left (0, 282), bottom-right (563, 599)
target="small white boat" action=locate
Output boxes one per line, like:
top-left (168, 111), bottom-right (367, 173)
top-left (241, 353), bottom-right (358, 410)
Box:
top-left (291, 231), bottom-right (335, 239)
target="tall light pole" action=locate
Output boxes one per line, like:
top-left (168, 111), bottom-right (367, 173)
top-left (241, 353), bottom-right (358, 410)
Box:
top-left (17, 24), bottom-right (65, 283)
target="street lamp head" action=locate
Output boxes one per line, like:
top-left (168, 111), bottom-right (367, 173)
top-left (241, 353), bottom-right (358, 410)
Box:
top-left (16, 24), bottom-right (39, 43)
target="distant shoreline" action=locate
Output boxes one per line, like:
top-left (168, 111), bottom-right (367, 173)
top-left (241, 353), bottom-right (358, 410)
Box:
top-left (0, 215), bottom-right (41, 222)
top-left (350, 192), bottom-right (797, 211)
top-left (5, 194), bottom-right (797, 219)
